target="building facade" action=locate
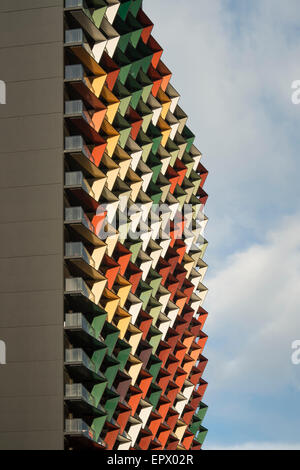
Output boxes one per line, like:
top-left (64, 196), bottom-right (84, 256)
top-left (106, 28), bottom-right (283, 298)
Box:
top-left (0, 0), bottom-right (209, 450)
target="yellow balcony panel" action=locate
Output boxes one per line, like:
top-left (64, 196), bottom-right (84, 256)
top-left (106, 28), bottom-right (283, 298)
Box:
top-left (157, 117), bottom-right (172, 148)
top-left (88, 75), bottom-right (107, 98)
top-left (112, 146), bottom-right (132, 180)
top-left (90, 174), bottom-right (107, 201)
top-left (101, 120), bottom-right (120, 157)
top-left (126, 137), bottom-right (143, 172)
top-left (103, 223), bottom-right (119, 257)
top-left (112, 306), bottom-right (131, 339)
top-left (100, 288), bottom-right (120, 322)
top-left (147, 94), bottom-right (162, 126)
top-left (157, 88), bottom-right (172, 120)
top-left (92, 243), bottom-right (108, 270)
top-left (114, 274), bottom-right (132, 309)
top-left (125, 355), bottom-right (143, 386)
top-left (89, 277), bottom-right (108, 305)
top-left (101, 86), bottom-right (120, 123)
top-left (174, 420), bottom-right (188, 443)
top-left (182, 254), bottom-right (195, 279)
top-left (126, 169), bottom-right (143, 203)
top-left (70, 45), bottom-right (107, 79)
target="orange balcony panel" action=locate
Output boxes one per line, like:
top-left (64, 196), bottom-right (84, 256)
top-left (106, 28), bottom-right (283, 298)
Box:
top-left (189, 342), bottom-right (202, 363)
top-left (157, 341), bottom-right (172, 368)
top-left (165, 329), bottom-right (180, 354)
top-left (157, 61), bottom-right (172, 92)
top-left (100, 52), bottom-right (120, 91)
top-left (148, 411), bottom-right (162, 439)
top-left (174, 158), bottom-right (188, 186)
top-left (126, 262), bottom-right (143, 294)
top-left (182, 405), bottom-right (196, 427)
top-left (136, 310), bottom-right (153, 341)
top-left (198, 331), bottom-right (208, 352)
top-left (182, 280), bottom-right (195, 304)
top-left (197, 379), bottom-right (208, 400)
top-left (148, 65), bottom-right (163, 98)
top-left (197, 162), bottom-right (209, 188)
top-left (113, 242), bottom-right (132, 276)
top-left (174, 317), bottom-right (189, 340)
top-left (182, 305), bottom-right (194, 324)
top-left (190, 389), bottom-right (203, 409)
top-left (92, 108), bottom-right (107, 132)
top-left (189, 368), bottom-right (202, 387)
top-left (174, 265), bottom-right (188, 290)
top-left (166, 409), bottom-right (180, 433)
top-left (137, 10), bottom-right (154, 44)
top-left (157, 396), bottom-right (171, 422)
top-left (101, 254), bottom-right (120, 291)
top-left (116, 403), bottom-right (132, 434)
top-left (166, 436), bottom-right (180, 451)
top-left (182, 354), bottom-right (195, 376)
top-left (127, 386), bottom-right (143, 416)
top-left (182, 332), bottom-right (195, 351)
top-left (165, 247), bottom-right (180, 273)
top-left (165, 275), bottom-right (179, 301)
top-left (189, 318), bottom-right (202, 338)
top-left (138, 429), bottom-right (153, 450)
top-left (166, 165), bottom-right (179, 194)
top-left (191, 440), bottom-right (202, 451)
top-left (174, 367), bottom-right (188, 391)
top-left (147, 36), bottom-right (163, 69)
top-left (103, 422), bottom-right (120, 450)
top-left (92, 207), bottom-right (107, 236)
top-left (173, 240), bottom-right (186, 264)
top-left (165, 381), bottom-right (180, 407)
top-left (156, 258), bottom-right (172, 286)
top-left (137, 370), bottom-right (153, 399)
top-left (182, 431), bottom-right (194, 450)
top-left (174, 342), bottom-right (188, 367)
top-left (157, 369), bottom-right (172, 395)
top-left (92, 143), bottom-right (107, 166)
top-left (157, 424), bottom-right (171, 449)
top-left (149, 440), bottom-right (163, 451)
top-left (127, 107), bottom-right (143, 141)
top-left (198, 307), bottom-right (209, 329)
top-left (174, 291), bottom-right (188, 316)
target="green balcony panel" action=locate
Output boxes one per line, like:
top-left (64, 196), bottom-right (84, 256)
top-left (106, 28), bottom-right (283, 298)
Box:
top-left (114, 15), bottom-right (132, 53)
top-left (137, 100), bottom-right (153, 133)
top-left (113, 80), bottom-right (132, 116)
top-left (101, 356), bottom-right (120, 388)
top-left (148, 268), bottom-right (163, 297)
top-left (124, 237), bottom-right (143, 264)
top-left (113, 113), bottom-right (132, 148)
top-left (91, 381), bottom-right (108, 407)
top-left (92, 5), bottom-right (107, 28)
top-left (147, 123), bottom-right (162, 155)
top-left (147, 383), bottom-right (162, 410)
top-left (114, 339), bottom-right (132, 370)
top-left (136, 280), bottom-right (153, 310)
top-left (136, 40), bottom-right (154, 74)
top-left (129, 0), bottom-right (143, 17)
top-left (91, 312), bottom-right (107, 338)
top-left (189, 416), bottom-right (202, 436)
top-left (126, 13), bottom-right (143, 48)
top-left (92, 414), bottom-right (107, 441)
top-left (101, 389), bottom-right (120, 421)
top-left (117, 0), bottom-right (131, 21)
top-left (147, 325), bottom-right (163, 354)
top-left (102, 322), bottom-right (120, 355)
top-left (91, 345), bottom-right (108, 371)
top-left (166, 138), bottom-right (180, 165)
top-left (136, 129), bottom-right (153, 162)
top-left (114, 47), bottom-right (132, 85)
top-left (195, 402), bottom-right (208, 422)
top-left (125, 75), bottom-right (143, 110)
top-left (147, 153), bottom-right (163, 184)
top-left (195, 425), bottom-right (208, 445)
top-left (137, 69), bottom-right (154, 104)
top-left (182, 126), bottom-right (196, 153)
top-left (146, 297), bottom-right (162, 326)
top-left (147, 355), bottom-right (163, 383)
top-left (148, 181), bottom-right (162, 205)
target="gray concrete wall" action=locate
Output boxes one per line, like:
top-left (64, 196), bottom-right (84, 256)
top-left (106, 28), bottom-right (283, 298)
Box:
top-left (0, 1), bottom-right (64, 450)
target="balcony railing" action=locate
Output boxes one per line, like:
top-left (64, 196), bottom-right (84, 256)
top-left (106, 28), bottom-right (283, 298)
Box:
top-left (65, 348), bottom-right (96, 373)
top-left (65, 277), bottom-right (95, 303)
top-left (65, 207), bottom-right (94, 232)
top-left (65, 28), bottom-right (83, 45)
top-left (65, 242), bottom-right (95, 268)
top-left (65, 171), bottom-right (93, 194)
top-left (65, 64), bottom-right (85, 81)
top-left (65, 383), bottom-right (96, 408)
top-left (65, 418), bottom-right (95, 440)
top-left (64, 135), bottom-right (93, 162)
top-left (65, 312), bottom-right (97, 339)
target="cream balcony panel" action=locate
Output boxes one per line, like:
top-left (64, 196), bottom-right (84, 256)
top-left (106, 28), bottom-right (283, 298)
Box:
top-left (148, 240), bottom-right (163, 270)
top-left (127, 418), bottom-right (143, 447)
top-left (92, 243), bottom-right (107, 270)
top-left (175, 105), bottom-right (188, 134)
top-left (159, 235), bottom-right (171, 258)
top-left (182, 382), bottom-right (195, 402)
top-left (117, 438), bottom-right (132, 451)
top-left (165, 301), bottom-right (180, 328)
top-left (196, 282), bottom-right (208, 306)
top-left (182, 255), bottom-right (195, 279)
top-left (140, 225), bottom-right (152, 252)
top-left (105, 0), bottom-right (120, 24)
top-left (90, 278), bottom-right (108, 304)
top-left (126, 137), bottom-right (143, 171)
top-left (184, 233), bottom-right (196, 255)
top-left (157, 146), bottom-right (172, 176)
top-left (137, 160), bottom-right (153, 192)
top-left (126, 293), bottom-right (143, 325)
top-left (126, 356), bottom-right (143, 386)
top-left (138, 400), bottom-right (153, 429)
top-left (113, 146), bottom-right (132, 180)
top-left (127, 325), bottom-right (143, 355)
top-left (92, 39), bottom-right (107, 63)
top-left (174, 397), bottom-right (189, 420)
top-left (102, 224), bottom-right (119, 257)
top-left (148, 94), bottom-right (162, 126)
top-left (156, 285), bottom-right (171, 313)
top-left (100, 153), bottom-right (120, 190)
top-left (101, 17), bottom-right (120, 57)
top-left (166, 83), bottom-right (180, 114)
top-left (157, 313), bottom-right (171, 341)
top-left (190, 145), bottom-right (202, 170)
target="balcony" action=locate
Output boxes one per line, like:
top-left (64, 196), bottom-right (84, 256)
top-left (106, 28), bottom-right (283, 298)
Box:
top-left (64, 313), bottom-right (107, 356)
top-left (65, 348), bottom-right (107, 384)
top-left (65, 207), bottom-right (104, 247)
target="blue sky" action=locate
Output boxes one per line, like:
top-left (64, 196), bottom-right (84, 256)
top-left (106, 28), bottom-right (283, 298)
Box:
top-left (145, 0), bottom-right (300, 449)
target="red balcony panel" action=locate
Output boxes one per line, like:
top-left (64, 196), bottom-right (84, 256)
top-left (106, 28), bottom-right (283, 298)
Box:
top-left (136, 310), bottom-right (153, 341)
top-left (157, 423), bottom-right (171, 449)
top-left (126, 262), bottom-right (143, 294)
top-left (174, 158), bottom-right (188, 186)
top-left (157, 257), bottom-right (172, 286)
top-left (182, 279), bottom-right (195, 304)
top-left (189, 318), bottom-right (202, 338)
top-left (189, 368), bottom-right (202, 387)
top-left (157, 341), bottom-right (172, 368)
top-left (196, 354), bottom-right (208, 375)
top-left (156, 61), bottom-right (172, 92)
top-left (103, 422), bottom-right (120, 450)
top-left (197, 330), bottom-right (208, 352)
top-left (197, 186), bottom-right (209, 206)
top-left (197, 307), bottom-right (209, 329)
top-left (138, 428), bottom-right (153, 450)
top-left (113, 370), bottom-right (132, 401)
top-left (148, 65), bottom-right (163, 98)
top-left (113, 242), bottom-right (132, 276)
top-left (165, 274), bottom-right (180, 301)
top-left (189, 342), bottom-right (202, 364)
top-left (182, 354), bottom-right (195, 376)
top-left (165, 247), bottom-right (180, 273)
top-left (191, 440), bottom-right (202, 451)
top-left (197, 379), bottom-right (208, 400)
top-left (182, 405), bottom-right (196, 428)
top-left (157, 369), bottom-right (172, 394)
top-left (174, 342), bottom-right (188, 368)
top-left (173, 265), bottom-right (188, 290)
top-left (166, 435), bottom-right (180, 451)
top-left (182, 430), bottom-right (194, 451)
top-left (92, 206), bottom-right (108, 237)
top-left (127, 385), bottom-right (143, 416)
top-left (148, 411), bottom-right (163, 439)
top-left (92, 143), bottom-right (107, 166)
top-left (165, 381), bottom-right (180, 407)
top-left (165, 408), bottom-right (180, 433)
top-left (101, 254), bottom-right (120, 290)
top-left (165, 329), bottom-right (180, 354)
top-left (115, 402), bottom-right (132, 434)
top-left (174, 290), bottom-right (188, 315)
top-left (149, 439), bottom-right (163, 451)
top-left (173, 240), bottom-right (186, 264)
top-left (137, 370), bottom-right (153, 399)
top-left (147, 35), bottom-right (163, 69)
top-left (182, 305), bottom-right (194, 325)
top-left (137, 9), bottom-right (154, 44)
top-left (197, 162), bottom-right (209, 188)
top-left (174, 316), bottom-right (188, 340)
top-left (190, 389), bottom-right (203, 409)
top-left (174, 367), bottom-right (188, 391)
top-left (157, 395), bottom-right (171, 422)
top-left (100, 52), bottom-right (120, 91)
